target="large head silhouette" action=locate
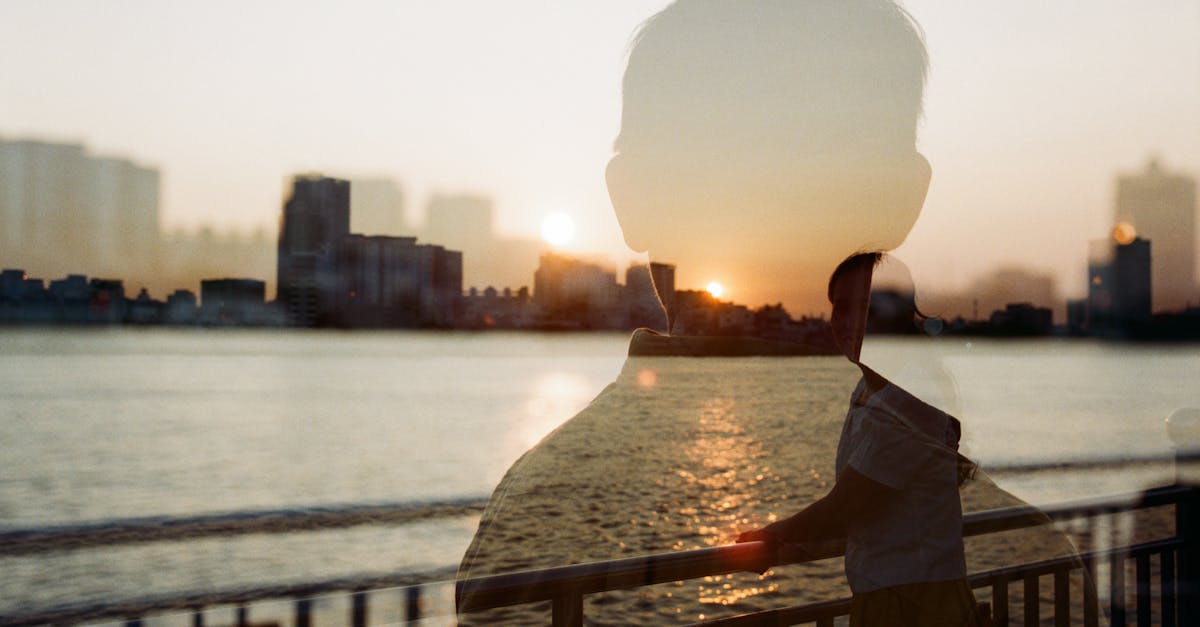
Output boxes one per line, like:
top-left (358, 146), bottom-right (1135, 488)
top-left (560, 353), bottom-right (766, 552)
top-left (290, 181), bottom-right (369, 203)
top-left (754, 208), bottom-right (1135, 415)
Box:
top-left (607, 0), bottom-right (931, 319)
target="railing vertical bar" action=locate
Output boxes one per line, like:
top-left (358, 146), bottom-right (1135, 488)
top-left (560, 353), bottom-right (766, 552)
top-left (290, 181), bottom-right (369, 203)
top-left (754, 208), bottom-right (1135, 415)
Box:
top-left (1084, 553), bottom-right (1099, 627)
top-left (295, 598), bottom-right (312, 627)
top-left (1163, 549), bottom-right (1177, 627)
top-left (352, 590), bottom-right (368, 627)
top-left (1179, 484), bottom-right (1199, 627)
top-left (124, 619), bottom-right (143, 627)
top-left (1054, 568), bottom-right (1069, 627)
top-left (192, 606), bottom-right (204, 627)
top-left (993, 575), bottom-right (1009, 626)
top-left (552, 586), bottom-right (584, 627)
top-left (406, 585), bottom-right (421, 622)
top-left (1024, 574), bottom-right (1039, 627)
top-left (1136, 553), bottom-right (1151, 626)
top-left (816, 617), bottom-right (834, 627)
top-left (1111, 551), bottom-right (1127, 627)
top-left (236, 606), bottom-right (248, 627)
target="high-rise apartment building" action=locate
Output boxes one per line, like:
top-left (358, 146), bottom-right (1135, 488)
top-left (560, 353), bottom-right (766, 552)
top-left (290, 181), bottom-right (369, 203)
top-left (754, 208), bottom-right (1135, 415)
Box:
top-left (0, 138), bottom-right (159, 279)
top-left (1116, 158), bottom-right (1197, 312)
top-left (276, 175), bottom-right (351, 326)
top-left (337, 235), bottom-right (461, 327)
top-left (1088, 236), bottom-right (1152, 332)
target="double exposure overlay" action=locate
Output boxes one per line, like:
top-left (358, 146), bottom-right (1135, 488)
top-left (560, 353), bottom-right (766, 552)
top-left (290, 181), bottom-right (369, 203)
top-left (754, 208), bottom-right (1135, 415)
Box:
top-left (1, 1), bottom-right (1198, 625)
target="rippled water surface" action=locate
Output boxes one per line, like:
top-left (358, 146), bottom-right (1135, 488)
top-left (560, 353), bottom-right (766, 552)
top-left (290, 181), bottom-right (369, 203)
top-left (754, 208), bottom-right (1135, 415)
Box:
top-left (1, 329), bottom-right (1196, 616)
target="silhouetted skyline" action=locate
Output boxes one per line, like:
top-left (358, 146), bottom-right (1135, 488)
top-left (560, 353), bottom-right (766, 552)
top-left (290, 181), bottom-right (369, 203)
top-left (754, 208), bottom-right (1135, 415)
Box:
top-left (1, 2), bottom-right (1197, 311)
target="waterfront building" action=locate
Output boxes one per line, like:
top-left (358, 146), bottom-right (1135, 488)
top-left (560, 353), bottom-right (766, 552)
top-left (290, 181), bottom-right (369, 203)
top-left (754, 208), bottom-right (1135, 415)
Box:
top-left (128, 289), bottom-right (164, 325)
top-left (349, 178), bottom-right (408, 237)
top-left (459, 285), bottom-right (537, 329)
top-left (1116, 158), bottom-right (1197, 312)
top-left (88, 278), bottom-right (126, 324)
top-left (623, 263), bottom-right (667, 330)
top-left (276, 175), bottom-right (351, 327)
top-left (1088, 236), bottom-right (1152, 332)
top-left (164, 289), bottom-right (198, 325)
top-left (988, 302), bottom-right (1054, 336)
top-left (0, 138), bottom-right (159, 282)
top-left (422, 193), bottom-right (541, 292)
top-left (336, 235), bottom-right (462, 327)
top-left (200, 278), bottom-right (268, 326)
top-left (533, 253), bottom-right (621, 328)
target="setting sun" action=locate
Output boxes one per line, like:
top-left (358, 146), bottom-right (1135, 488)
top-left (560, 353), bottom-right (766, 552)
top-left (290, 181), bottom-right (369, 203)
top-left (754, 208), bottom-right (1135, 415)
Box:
top-left (706, 282), bottom-right (724, 299)
top-left (541, 213), bottom-right (576, 248)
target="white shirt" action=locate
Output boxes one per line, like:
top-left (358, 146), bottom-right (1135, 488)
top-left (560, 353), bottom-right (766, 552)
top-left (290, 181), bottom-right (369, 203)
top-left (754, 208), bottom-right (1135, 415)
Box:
top-left (834, 368), bottom-right (967, 593)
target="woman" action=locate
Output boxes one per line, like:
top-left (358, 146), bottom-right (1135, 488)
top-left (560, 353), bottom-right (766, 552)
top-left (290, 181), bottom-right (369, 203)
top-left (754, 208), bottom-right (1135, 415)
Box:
top-left (738, 252), bottom-right (985, 627)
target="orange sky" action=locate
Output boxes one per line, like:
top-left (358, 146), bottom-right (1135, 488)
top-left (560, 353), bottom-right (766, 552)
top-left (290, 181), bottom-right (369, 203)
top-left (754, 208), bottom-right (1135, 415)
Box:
top-left (1, 1), bottom-right (1198, 312)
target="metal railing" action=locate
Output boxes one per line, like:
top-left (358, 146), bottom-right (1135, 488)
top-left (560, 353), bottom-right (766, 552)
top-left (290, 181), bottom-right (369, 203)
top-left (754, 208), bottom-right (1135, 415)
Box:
top-left (456, 483), bottom-right (1198, 626)
top-left (1, 468), bottom-right (1196, 626)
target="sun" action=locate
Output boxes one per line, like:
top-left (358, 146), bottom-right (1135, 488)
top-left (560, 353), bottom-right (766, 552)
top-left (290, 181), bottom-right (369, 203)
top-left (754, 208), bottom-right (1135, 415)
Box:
top-left (541, 213), bottom-right (575, 248)
top-left (706, 281), bottom-right (724, 299)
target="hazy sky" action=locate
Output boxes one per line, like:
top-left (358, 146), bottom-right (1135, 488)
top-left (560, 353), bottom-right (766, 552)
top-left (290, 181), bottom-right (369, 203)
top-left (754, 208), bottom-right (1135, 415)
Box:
top-left (2, 1), bottom-right (1198, 309)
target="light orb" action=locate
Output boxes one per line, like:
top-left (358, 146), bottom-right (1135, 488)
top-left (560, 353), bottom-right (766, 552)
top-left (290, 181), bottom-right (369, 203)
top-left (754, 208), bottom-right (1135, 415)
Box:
top-left (541, 213), bottom-right (575, 247)
top-left (1112, 222), bottom-right (1137, 246)
top-left (706, 282), bottom-right (724, 299)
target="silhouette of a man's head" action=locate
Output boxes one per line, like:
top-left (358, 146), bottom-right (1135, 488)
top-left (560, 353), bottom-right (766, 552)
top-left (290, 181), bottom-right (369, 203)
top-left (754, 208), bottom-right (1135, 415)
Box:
top-left (607, 0), bottom-right (931, 318)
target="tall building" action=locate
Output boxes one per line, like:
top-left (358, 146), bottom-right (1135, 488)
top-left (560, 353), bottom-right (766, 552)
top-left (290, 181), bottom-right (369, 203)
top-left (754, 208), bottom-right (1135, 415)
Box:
top-left (276, 175), bottom-right (351, 326)
top-left (424, 193), bottom-right (493, 251)
top-left (533, 253), bottom-right (620, 328)
top-left (624, 263), bottom-right (669, 331)
top-left (0, 138), bottom-right (159, 281)
top-left (1116, 158), bottom-right (1196, 312)
top-left (200, 278), bottom-right (267, 325)
top-left (350, 178), bottom-right (407, 236)
top-left (337, 235), bottom-right (461, 327)
top-left (423, 193), bottom-right (542, 291)
top-left (1088, 235), bottom-right (1152, 332)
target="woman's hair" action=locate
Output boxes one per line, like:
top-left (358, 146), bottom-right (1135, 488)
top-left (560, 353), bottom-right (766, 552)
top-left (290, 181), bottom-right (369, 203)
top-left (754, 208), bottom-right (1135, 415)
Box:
top-left (827, 252), bottom-right (884, 302)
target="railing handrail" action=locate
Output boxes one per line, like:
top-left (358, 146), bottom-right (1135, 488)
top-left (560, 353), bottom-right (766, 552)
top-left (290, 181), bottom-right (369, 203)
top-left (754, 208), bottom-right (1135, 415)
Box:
top-left (456, 483), bottom-right (1194, 613)
top-left (0, 497), bottom-right (488, 556)
top-left (2, 484), bottom-right (1193, 626)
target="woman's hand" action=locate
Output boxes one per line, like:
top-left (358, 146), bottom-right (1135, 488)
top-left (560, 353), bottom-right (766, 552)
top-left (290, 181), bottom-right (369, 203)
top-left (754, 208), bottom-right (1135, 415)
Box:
top-left (736, 520), bottom-right (787, 545)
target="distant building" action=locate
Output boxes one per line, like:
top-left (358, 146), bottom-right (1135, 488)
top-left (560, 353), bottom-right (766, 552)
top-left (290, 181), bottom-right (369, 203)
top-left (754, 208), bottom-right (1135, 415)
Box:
top-left (0, 138), bottom-right (159, 282)
top-left (350, 178), bottom-right (407, 236)
top-left (200, 278), bottom-right (268, 326)
top-left (128, 288), bottom-right (164, 325)
top-left (337, 235), bottom-right (461, 327)
top-left (1088, 236), bottom-right (1152, 333)
top-left (277, 175), bottom-right (351, 327)
top-left (88, 279), bottom-right (126, 324)
top-left (459, 285), bottom-right (537, 329)
top-left (623, 263), bottom-right (667, 331)
top-left (1066, 298), bottom-right (1088, 335)
top-left (533, 253), bottom-right (621, 328)
top-left (422, 193), bottom-right (542, 293)
top-left (164, 289), bottom-right (198, 325)
top-left (1116, 158), bottom-right (1196, 312)
top-left (988, 303), bottom-right (1053, 336)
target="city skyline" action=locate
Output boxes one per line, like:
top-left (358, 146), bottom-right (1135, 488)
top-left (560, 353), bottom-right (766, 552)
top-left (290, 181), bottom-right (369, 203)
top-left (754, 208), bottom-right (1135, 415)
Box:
top-left (2, 147), bottom-right (1198, 327)
top-left (2, 1), bottom-right (1198, 308)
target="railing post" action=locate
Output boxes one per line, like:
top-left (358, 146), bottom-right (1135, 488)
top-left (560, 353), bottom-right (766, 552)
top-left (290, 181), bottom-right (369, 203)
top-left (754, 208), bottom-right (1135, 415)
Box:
top-left (352, 590), bottom-right (367, 627)
top-left (1177, 485), bottom-right (1198, 627)
top-left (405, 585), bottom-right (421, 622)
top-left (552, 585), bottom-right (584, 627)
top-left (295, 598), bottom-right (312, 627)
top-left (1167, 407), bottom-right (1199, 626)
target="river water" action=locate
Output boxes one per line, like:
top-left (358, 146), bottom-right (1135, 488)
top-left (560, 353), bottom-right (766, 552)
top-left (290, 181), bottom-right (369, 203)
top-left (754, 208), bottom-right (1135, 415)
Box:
top-left (0, 328), bottom-right (1196, 618)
